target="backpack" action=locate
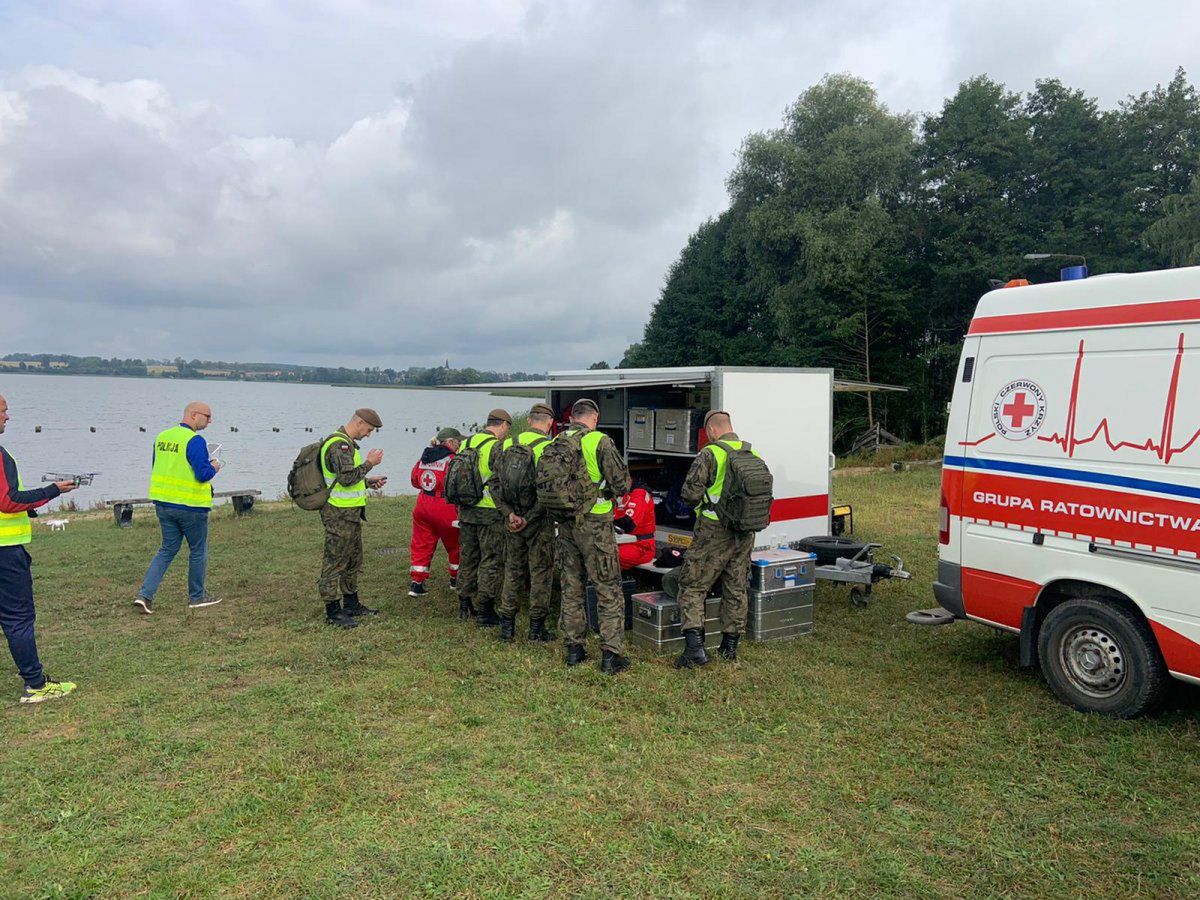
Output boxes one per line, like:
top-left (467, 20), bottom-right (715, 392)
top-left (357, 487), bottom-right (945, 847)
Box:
top-left (711, 441), bottom-right (774, 532)
top-left (498, 435), bottom-right (551, 513)
top-left (288, 436), bottom-right (336, 510)
top-left (536, 429), bottom-right (601, 521)
top-left (444, 435), bottom-right (496, 507)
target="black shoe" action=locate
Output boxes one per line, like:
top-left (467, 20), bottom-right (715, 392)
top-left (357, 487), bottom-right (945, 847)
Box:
top-left (528, 617), bottom-right (555, 642)
top-left (718, 632), bottom-right (740, 661)
top-left (326, 602), bottom-right (358, 629)
top-left (565, 644), bottom-right (588, 667)
top-left (408, 581), bottom-right (428, 598)
top-left (475, 600), bottom-right (500, 627)
top-left (674, 629), bottom-right (709, 669)
top-left (459, 597), bottom-right (476, 620)
top-left (449, 576), bottom-right (458, 591)
top-left (499, 615), bottom-right (515, 643)
top-left (600, 650), bottom-right (632, 676)
top-left (343, 592), bottom-right (378, 617)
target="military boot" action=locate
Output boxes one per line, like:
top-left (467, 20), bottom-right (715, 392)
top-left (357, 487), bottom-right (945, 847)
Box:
top-left (674, 628), bottom-right (709, 668)
top-left (343, 592), bottom-right (378, 618)
top-left (528, 616), bottom-right (555, 642)
top-left (565, 644), bottom-right (588, 667)
top-left (458, 597), bottom-right (476, 620)
top-left (475, 600), bottom-right (500, 627)
top-left (600, 650), bottom-right (632, 676)
top-left (718, 632), bottom-right (740, 661)
top-left (326, 601), bottom-right (358, 629)
top-left (499, 615), bottom-right (516, 643)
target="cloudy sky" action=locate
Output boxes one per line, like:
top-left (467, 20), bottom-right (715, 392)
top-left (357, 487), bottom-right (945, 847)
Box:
top-left (0, 1), bottom-right (1197, 372)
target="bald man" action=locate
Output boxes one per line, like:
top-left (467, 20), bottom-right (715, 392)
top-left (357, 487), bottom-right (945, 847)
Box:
top-left (135, 402), bottom-right (222, 613)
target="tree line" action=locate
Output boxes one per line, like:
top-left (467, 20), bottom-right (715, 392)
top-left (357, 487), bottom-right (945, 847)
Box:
top-left (619, 70), bottom-right (1200, 447)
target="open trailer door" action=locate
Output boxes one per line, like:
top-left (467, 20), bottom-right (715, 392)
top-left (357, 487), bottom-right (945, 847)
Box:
top-left (715, 368), bottom-right (833, 545)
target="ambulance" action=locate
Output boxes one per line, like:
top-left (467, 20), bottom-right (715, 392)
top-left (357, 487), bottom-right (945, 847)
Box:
top-left (935, 265), bottom-right (1200, 716)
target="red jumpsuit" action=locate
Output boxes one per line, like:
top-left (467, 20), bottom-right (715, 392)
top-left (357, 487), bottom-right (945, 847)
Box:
top-left (615, 487), bottom-right (657, 570)
top-left (409, 446), bottom-right (461, 584)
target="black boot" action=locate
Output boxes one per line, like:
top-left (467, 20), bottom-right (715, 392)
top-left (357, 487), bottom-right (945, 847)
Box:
top-left (565, 644), bottom-right (588, 667)
top-left (458, 596), bottom-right (476, 620)
top-left (600, 649), bottom-right (632, 676)
top-left (326, 601), bottom-right (357, 629)
top-left (528, 616), bottom-right (555, 642)
top-left (718, 632), bottom-right (740, 661)
top-left (674, 628), bottom-right (709, 668)
top-left (475, 600), bottom-right (500, 627)
top-left (343, 592), bottom-right (378, 617)
top-left (499, 615), bottom-right (515, 643)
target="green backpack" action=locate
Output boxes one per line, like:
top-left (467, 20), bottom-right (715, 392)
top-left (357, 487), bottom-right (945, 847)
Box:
top-left (712, 441), bottom-right (774, 532)
top-left (288, 436), bottom-right (335, 511)
top-left (498, 435), bottom-right (551, 513)
top-left (444, 435), bottom-right (495, 507)
top-left (536, 429), bottom-right (600, 521)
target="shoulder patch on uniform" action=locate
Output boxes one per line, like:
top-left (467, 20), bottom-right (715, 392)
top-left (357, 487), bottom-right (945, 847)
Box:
top-left (339, 443), bottom-right (350, 451)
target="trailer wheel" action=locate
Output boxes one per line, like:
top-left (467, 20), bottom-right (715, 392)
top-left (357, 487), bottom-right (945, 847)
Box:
top-left (797, 535), bottom-right (867, 566)
top-left (1037, 598), bottom-right (1167, 718)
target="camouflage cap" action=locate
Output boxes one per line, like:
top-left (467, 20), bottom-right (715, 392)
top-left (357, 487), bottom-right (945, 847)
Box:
top-left (487, 408), bottom-right (513, 424)
top-left (529, 402), bottom-right (555, 418)
top-left (570, 398), bottom-right (599, 416)
top-left (355, 407), bottom-right (383, 428)
top-left (436, 426), bottom-right (465, 442)
top-left (702, 409), bottom-right (730, 429)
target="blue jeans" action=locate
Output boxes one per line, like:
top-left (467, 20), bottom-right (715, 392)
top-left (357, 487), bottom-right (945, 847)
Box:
top-left (0, 546), bottom-right (44, 688)
top-left (139, 504), bottom-right (209, 602)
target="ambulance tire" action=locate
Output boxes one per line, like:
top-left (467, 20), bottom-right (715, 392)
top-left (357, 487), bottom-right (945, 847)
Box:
top-left (797, 536), bottom-right (867, 566)
top-left (1037, 598), bottom-right (1167, 718)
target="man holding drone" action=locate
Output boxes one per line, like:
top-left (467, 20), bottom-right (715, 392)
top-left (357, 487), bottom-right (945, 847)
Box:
top-left (0, 394), bottom-right (79, 703)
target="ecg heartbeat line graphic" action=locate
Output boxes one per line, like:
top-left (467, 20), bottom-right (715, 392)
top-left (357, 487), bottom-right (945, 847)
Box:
top-left (960, 332), bottom-right (1200, 463)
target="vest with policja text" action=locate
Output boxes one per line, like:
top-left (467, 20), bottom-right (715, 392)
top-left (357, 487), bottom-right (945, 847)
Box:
top-left (148, 425), bottom-right (213, 509)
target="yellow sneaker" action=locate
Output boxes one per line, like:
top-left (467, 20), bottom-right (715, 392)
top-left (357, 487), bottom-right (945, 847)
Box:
top-left (20, 679), bottom-right (77, 704)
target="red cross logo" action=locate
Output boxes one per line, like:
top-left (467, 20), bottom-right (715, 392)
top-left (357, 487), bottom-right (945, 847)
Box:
top-left (1003, 392), bottom-right (1035, 428)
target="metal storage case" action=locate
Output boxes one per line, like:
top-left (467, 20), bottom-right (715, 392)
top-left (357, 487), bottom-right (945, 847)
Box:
top-left (749, 549), bottom-right (817, 593)
top-left (628, 407), bottom-right (656, 451)
top-left (654, 408), bottom-right (702, 453)
top-left (630, 591), bottom-right (722, 655)
top-left (598, 390), bottom-right (624, 426)
top-left (746, 585), bottom-right (814, 643)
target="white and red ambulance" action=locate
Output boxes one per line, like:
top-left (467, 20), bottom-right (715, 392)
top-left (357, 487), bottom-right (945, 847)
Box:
top-left (936, 265), bottom-right (1200, 716)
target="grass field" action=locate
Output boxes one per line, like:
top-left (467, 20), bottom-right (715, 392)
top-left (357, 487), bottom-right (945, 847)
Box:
top-left (2, 468), bottom-right (1198, 897)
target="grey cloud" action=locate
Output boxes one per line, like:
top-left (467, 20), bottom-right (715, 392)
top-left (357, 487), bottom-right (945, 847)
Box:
top-left (0, 1), bottom-right (1196, 371)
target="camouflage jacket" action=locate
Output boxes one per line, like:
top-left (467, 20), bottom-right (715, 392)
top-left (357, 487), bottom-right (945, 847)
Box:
top-left (680, 431), bottom-right (740, 509)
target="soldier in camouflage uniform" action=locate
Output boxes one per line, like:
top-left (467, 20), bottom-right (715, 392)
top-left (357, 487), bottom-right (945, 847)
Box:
top-left (675, 410), bottom-right (758, 666)
top-left (555, 399), bottom-right (633, 675)
top-left (455, 408), bottom-right (511, 626)
top-left (491, 402), bottom-right (557, 643)
top-left (319, 408), bottom-right (386, 629)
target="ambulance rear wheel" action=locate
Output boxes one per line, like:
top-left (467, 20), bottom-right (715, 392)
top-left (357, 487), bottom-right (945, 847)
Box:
top-left (1037, 598), bottom-right (1167, 718)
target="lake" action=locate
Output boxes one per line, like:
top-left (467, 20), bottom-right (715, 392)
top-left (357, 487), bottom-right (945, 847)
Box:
top-left (0, 374), bottom-right (529, 508)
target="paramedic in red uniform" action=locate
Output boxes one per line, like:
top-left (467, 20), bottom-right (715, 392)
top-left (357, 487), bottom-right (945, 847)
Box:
top-left (614, 484), bottom-right (657, 570)
top-left (408, 427), bottom-right (464, 597)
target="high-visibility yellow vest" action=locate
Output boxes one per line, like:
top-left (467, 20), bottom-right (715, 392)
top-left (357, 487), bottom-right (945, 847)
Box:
top-left (148, 425), bottom-right (213, 509)
top-left (565, 427), bottom-right (613, 516)
top-left (321, 432), bottom-right (367, 508)
top-left (0, 453), bottom-right (32, 546)
top-left (465, 432), bottom-right (500, 509)
top-left (699, 439), bottom-right (761, 522)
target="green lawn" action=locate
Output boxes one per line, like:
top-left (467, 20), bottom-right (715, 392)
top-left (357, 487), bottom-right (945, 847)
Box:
top-left (2, 469), bottom-right (1197, 897)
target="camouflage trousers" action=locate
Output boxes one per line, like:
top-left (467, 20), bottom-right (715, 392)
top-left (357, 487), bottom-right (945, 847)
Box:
top-left (499, 519), bottom-right (555, 620)
top-left (676, 518), bottom-right (754, 634)
top-left (318, 506), bottom-right (363, 603)
top-left (557, 514), bottom-right (625, 654)
top-left (458, 519), bottom-right (506, 606)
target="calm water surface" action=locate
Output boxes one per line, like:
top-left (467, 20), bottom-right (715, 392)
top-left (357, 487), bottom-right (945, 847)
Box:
top-left (0, 374), bottom-right (526, 508)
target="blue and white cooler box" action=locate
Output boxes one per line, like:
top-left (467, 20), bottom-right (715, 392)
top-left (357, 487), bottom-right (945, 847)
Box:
top-left (747, 548), bottom-right (816, 642)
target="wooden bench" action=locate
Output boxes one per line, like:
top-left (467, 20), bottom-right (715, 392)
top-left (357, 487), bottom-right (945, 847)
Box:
top-left (106, 490), bottom-right (263, 527)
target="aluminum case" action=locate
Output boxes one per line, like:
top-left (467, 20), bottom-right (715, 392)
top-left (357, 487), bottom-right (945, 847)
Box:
top-left (630, 591), bottom-right (722, 654)
top-left (749, 549), bottom-right (817, 592)
top-left (654, 408), bottom-right (702, 453)
top-left (746, 585), bottom-right (814, 642)
top-left (628, 407), bottom-right (656, 451)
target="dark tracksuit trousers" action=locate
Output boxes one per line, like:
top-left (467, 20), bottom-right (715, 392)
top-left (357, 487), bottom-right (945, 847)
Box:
top-left (0, 546), bottom-right (43, 689)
